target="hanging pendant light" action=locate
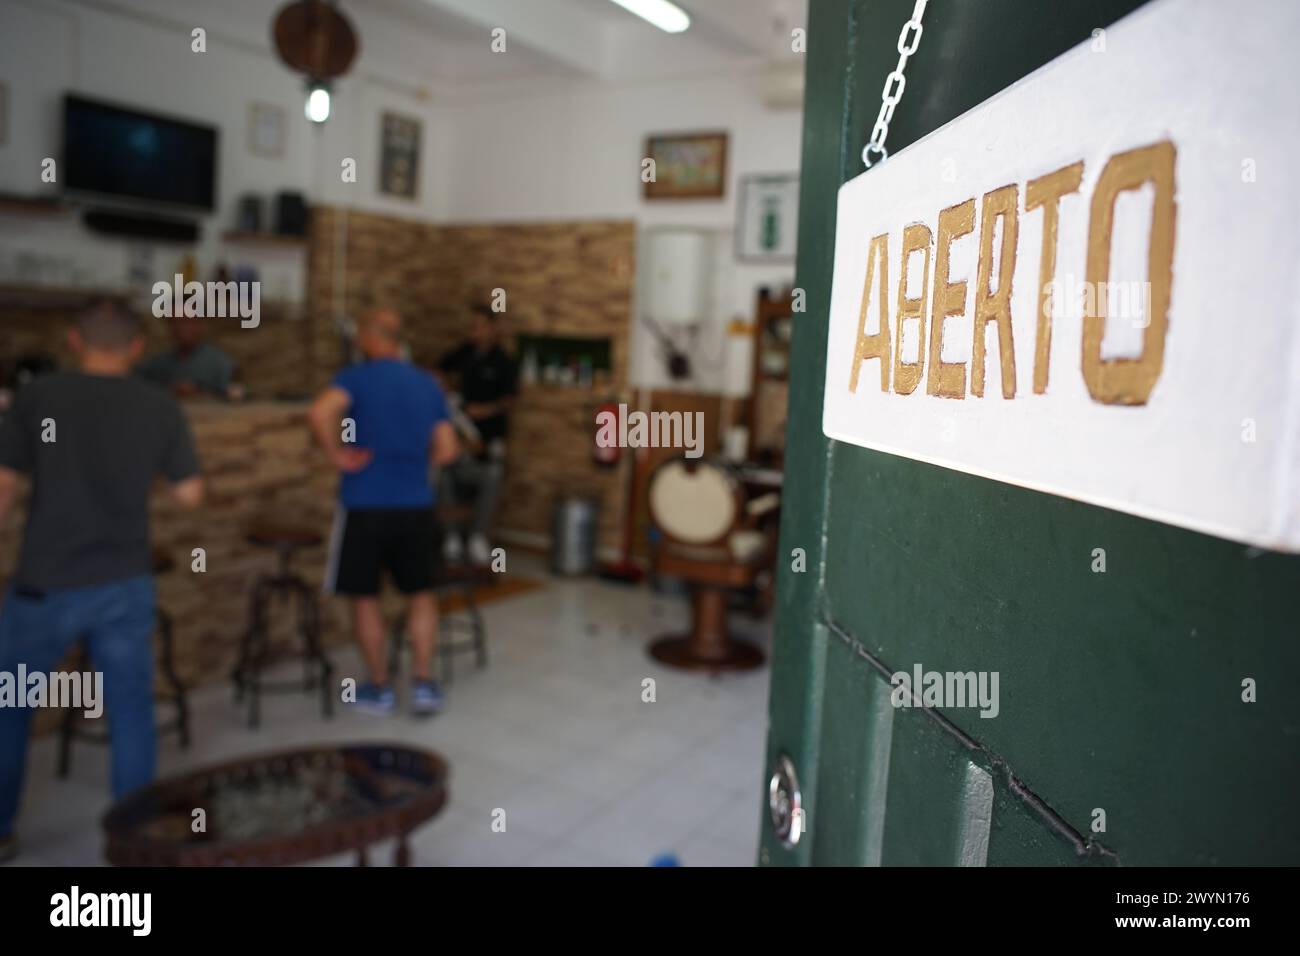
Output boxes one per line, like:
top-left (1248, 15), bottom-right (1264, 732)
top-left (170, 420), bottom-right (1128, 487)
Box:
top-left (273, 0), bottom-right (359, 125)
top-left (305, 81), bottom-right (332, 123)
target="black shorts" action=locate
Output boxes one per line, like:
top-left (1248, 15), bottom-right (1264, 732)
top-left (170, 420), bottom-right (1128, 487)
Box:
top-left (326, 508), bottom-right (438, 596)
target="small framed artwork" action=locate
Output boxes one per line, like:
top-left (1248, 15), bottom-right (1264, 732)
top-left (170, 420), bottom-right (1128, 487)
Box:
top-left (0, 82), bottom-right (8, 147)
top-left (643, 131), bottom-right (728, 200)
top-left (736, 173), bottom-right (800, 261)
top-left (379, 112), bottom-right (421, 199)
top-left (248, 102), bottom-right (286, 158)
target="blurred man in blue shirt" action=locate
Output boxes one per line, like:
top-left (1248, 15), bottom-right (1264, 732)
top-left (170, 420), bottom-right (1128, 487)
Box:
top-left (308, 309), bottom-right (458, 717)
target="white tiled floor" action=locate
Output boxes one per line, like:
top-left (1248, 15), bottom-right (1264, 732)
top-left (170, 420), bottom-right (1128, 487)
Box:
top-left (9, 561), bottom-right (772, 867)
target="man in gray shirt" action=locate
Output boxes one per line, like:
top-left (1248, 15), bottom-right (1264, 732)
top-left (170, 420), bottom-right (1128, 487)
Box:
top-left (0, 301), bottom-right (204, 862)
top-left (136, 314), bottom-right (237, 399)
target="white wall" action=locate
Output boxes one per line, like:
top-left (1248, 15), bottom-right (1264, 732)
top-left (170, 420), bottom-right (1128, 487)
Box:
top-left (0, 0), bottom-right (805, 398)
top-left (0, 0), bottom-right (447, 301)
top-left (441, 71), bottom-right (804, 395)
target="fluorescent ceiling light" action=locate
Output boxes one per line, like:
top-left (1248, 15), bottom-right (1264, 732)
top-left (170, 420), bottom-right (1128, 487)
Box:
top-left (608, 0), bottom-right (691, 34)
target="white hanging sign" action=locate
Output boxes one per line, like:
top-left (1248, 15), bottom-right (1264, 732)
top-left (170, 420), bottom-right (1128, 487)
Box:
top-left (822, 0), bottom-right (1300, 551)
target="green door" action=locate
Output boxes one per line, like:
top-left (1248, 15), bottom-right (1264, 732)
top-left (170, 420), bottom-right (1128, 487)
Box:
top-left (761, 0), bottom-right (1300, 867)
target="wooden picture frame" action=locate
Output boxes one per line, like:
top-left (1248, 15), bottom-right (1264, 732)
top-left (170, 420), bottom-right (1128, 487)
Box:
top-left (248, 102), bottom-right (286, 159)
top-left (379, 112), bottom-right (421, 200)
top-left (643, 131), bottom-right (728, 200)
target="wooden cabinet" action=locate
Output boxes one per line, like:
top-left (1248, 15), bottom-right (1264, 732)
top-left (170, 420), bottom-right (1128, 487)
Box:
top-left (747, 287), bottom-right (793, 467)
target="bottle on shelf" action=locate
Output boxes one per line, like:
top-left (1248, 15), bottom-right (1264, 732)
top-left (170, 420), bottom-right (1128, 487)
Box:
top-left (521, 346), bottom-right (539, 386)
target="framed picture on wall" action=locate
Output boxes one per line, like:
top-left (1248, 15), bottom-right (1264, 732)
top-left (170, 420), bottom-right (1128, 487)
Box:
top-left (643, 131), bottom-right (728, 200)
top-left (379, 112), bottom-right (421, 199)
top-left (248, 102), bottom-right (286, 158)
top-left (736, 173), bottom-right (800, 261)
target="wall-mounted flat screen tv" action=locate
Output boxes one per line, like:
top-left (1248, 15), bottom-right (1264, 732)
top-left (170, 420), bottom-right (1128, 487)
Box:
top-left (63, 94), bottom-right (218, 211)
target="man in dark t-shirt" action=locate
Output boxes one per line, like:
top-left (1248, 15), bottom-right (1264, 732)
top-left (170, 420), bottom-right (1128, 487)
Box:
top-left (0, 301), bottom-right (204, 861)
top-left (136, 314), bottom-right (238, 400)
top-left (435, 306), bottom-right (518, 566)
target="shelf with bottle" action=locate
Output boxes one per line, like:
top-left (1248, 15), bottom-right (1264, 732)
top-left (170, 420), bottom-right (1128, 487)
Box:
top-left (517, 334), bottom-right (612, 390)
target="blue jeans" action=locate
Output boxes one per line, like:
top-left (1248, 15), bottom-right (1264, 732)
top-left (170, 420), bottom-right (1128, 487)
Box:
top-left (0, 575), bottom-right (157, 838)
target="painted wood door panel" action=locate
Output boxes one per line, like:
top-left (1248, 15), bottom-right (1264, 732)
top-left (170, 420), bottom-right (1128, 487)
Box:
top-left (761, 0), bottom-right (1300, 867)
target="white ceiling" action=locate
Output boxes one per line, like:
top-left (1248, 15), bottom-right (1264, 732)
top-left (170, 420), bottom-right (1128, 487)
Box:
top-left (82, 0), bottom-right (807, 96)
top-left (350, 0), bottom-right (808, 83)
top-left (356, 0), bottom-right (573, 79)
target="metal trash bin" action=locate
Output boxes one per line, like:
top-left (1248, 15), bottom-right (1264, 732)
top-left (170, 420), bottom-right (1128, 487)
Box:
top-left (552, 494), bottom-right (599, 576)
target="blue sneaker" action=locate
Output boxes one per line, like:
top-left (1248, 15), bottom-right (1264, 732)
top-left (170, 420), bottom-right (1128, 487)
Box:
top-left (354, 682), bottom-right (396, 716)
top-left (410, 679), bottom-right (445, 717)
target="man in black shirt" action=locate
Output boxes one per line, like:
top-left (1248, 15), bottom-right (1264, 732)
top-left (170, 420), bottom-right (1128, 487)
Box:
top-left (435, 307), bottom-right (518, 565)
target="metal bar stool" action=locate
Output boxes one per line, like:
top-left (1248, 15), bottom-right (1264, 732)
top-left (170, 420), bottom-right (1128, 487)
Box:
top-left (386, 564), bottom-right (490, 686)
top-left (57, 548), bottom-right (190, 778)
top-left (231, 524), bottom-right (333, 728)
top-left (386, 505), bottom-right (490, 684)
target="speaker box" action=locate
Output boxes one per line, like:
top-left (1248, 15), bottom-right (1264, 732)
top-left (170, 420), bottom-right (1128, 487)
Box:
top-left (275, 191), bottom-right (308, 236)
top-left (83, 209), bottom-right (200, 243)
top-left (237, 195), bottom-right (264, 234)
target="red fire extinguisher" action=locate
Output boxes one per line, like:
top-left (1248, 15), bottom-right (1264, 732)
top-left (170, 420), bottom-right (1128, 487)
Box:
top-left (595, 396), bottom-right (646, 584)
top-left (593, 400), bottom-right (622, 467)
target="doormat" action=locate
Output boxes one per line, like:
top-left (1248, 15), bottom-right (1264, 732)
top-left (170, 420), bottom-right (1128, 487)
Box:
top-left (440, 575), bottom-right (546, 614)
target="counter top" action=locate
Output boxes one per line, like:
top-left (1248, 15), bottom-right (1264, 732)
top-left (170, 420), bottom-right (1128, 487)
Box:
top-left (178, 399), bottom-right (312, 419)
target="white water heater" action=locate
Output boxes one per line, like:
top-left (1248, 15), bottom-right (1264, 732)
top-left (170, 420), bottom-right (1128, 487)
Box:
top-left (642, 229), bottom-right (711, 325)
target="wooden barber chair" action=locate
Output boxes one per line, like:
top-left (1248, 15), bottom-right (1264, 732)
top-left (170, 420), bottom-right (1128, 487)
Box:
top-left (647, 456), bottom-right (779, 672)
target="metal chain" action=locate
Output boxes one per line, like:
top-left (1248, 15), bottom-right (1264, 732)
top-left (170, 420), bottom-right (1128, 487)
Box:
top-left (862, 0), bottom-right (929, 168)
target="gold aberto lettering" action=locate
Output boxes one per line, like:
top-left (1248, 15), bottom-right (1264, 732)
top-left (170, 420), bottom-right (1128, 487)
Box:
top-left (1082, 141), bottom-right (1176, 405)
top-left (1025, 161), bottom-right (1084, 394)
top-left (926, 199), bottom-right (975, 399)
top-left (893, 223), bottom-right (932, 395)
top-left (971, 184), bottom-right (1019, 398)
top-left (849, 233), bottom-right (891, 393)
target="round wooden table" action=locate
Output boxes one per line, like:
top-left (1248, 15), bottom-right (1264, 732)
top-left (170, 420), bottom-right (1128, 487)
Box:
top-left (103, 743), bottom-right (447, 866)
